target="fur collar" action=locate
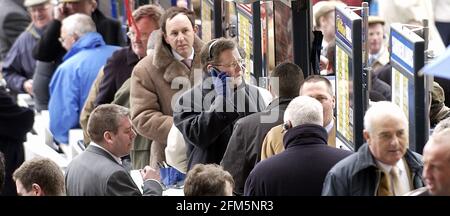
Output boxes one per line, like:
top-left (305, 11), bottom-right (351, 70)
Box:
top-left (151, 30), bottom-right (204, 83)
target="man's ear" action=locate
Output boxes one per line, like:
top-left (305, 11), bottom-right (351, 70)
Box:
top-left (31, 183), bottom-right (43, 196)
top-left (103, 131), bottom-right (113, 145)
top-left (363, 129), bottom-right (370, 142)
top-left (193, 25), bottom-right (199, 34)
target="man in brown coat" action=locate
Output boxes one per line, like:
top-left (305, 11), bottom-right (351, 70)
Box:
top-left (130, 7), bottom-right (204, 168)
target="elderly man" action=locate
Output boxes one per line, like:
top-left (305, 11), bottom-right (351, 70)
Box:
top-left (174, 38), bottom-right (266, 171)
top-left (13, 157), bottom-right (65, 196)
top-left (130, 7), bottom-right (204, 169)
top-left (221, 62), bottom-right (304, 195)
top-left (244, 96), bottom-right (351, 196)
top-left (261, 75), bottom-right (337, 159)
top-left (322, 101), bottom-right (424, 196)
top-left (48, 13), bottom-right (119, 145)
top-left (0, 0), bottom-right (30, 61)
top-left (65, 104), bottom-right (162, 196)
top-left (406, 119), bottom-right (450, 196)
top-left (2, 0), bottom-right (53, 96)
top-left (33, 0), bottom-right (124, 63)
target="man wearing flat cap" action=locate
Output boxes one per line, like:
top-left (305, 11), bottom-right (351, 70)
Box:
top-left (1, 0), bottom-right (53, 97)
top-left (33, 0), bottom-right (124, 63)
top-left (313, 1), bottom-right (346, 55)
top-left (368, 16), bottom-right (389, 73)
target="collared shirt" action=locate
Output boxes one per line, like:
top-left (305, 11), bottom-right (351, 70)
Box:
top-left (325, 120), bottom-right (334, 134)
top-left (376, 158), bottom-right (411, 194)
top-left (90, 142), bottom-right (122, 165)
top-left (172, 47), bottom-right (194, 62)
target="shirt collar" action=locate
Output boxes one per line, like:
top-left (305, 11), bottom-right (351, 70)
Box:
top-left (172, 47), bottom-right (194, 61)
top-left (90, 142), bottom-right (122, 165)
top-left (325, 120), bottom-right (334, 133)
top-left (376, 158), bottom-right (406, 176)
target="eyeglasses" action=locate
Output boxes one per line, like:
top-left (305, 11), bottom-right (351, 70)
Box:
top-left (127, 31), bottom-right (150, 40)
top-left (58, 37), bottom-right (65, 44)
top-left (214, 59), bottom-right (245, 68)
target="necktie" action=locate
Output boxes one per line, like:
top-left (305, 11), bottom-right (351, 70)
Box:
top-left (182, 59), bottom-right (192, 69)
top-left (391, 166), bottom-right (405, 195)
top-left (377, 171), bottom-right (393, 196)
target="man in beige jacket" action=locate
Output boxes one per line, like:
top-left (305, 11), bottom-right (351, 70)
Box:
top-left (130, 7), bottom-right (204, 168)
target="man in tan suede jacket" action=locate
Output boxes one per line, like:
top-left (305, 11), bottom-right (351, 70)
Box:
top-left (130, 7), bottom-right (204, 168)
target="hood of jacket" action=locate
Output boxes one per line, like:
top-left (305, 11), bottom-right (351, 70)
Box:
top-left (63, 32), bottom-right (105, 61)
top-left (151, 30), bottom-right (204, 83)
top-left (283, 124), bottom-right (328, 149)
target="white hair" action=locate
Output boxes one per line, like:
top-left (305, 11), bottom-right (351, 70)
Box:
top-left (283, 96), bottom-right (323, 127)
top-left (62, 13), bottom-right (96, 38)
top-left (364, 101), bottom-right (408, 133)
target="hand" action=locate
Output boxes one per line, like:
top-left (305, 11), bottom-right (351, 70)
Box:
top-left (23, 79), bottom-right (33, 95)
top-left (140, 165), bottom-right (160, 182)
top-left (55, 4), bottom-right (68, 21)
top-left (210, 67), bottom-right (230, 97)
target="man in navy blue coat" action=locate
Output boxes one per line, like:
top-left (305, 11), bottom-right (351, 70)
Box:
top-left (244, 96), bottom-right (351, 196)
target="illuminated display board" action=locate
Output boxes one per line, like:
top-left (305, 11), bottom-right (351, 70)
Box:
top-left (237, 3), bottom-right (253, 82)
top-left (390, 23), bottom-right (427, 153)
top-left (335, 6), bottom-right (364, 151)
top-left (201, 0), bottom-right (214, 42)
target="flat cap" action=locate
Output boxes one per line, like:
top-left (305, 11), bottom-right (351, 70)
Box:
top-left (368, 16), bottom-right (385, 25)
top-left (24, 0), bottom-right (50, 7)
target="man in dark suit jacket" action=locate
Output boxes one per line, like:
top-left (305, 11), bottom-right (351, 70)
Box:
top-left (244, 96), bottom-right (352, 196)
top-left (0, 0), bottom-right (30, 61)
top-left (220, 62), bottom-right (304, 195)
top-left (65, 104), bottom-right (162, 196)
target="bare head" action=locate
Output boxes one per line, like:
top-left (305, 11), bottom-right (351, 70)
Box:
top-left (269, 62), bottom-right (304, 98)
top-left (363, 101), bottom-right (408, 165)
top-left (284, 95), bottom-right (324, 128)
top-left (87, 104), bottom-right (136, 158)
top-left (423, 128), bottom-right (450, 196)
top-left (184, 164), bottom-right (234, 196)
top-left (60, 13), bottom-right (96, 50)
top-left (13, 157), bottom-right (65, 196)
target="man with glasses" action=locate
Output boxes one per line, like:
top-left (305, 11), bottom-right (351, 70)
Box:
top-left (78, 5), bottom-right (163, 169)
top-left (31, 0), bottom-right (124, 111)
top-left (48, 13), bottom-right (119, 145)
top-left (2, 0), bottom-right (53, 97)
top-left (173, 38), bottom-right (266, 171)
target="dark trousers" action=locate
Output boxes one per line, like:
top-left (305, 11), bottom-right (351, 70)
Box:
top-left (0, 139), bottom-right (24, 196)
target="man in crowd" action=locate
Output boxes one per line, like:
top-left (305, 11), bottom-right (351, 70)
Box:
top-left (130, 7), bottom-right (204, 168)
top-left (173, 38), bottom-right (266, 171)
top-left (244, 96), bottom-right (351, 196)
top-left (65, 104), bottom-right (162, 196)
top-left (48, 13), bottom-right (119, 144)
top-left (2, 0), bottom-right (53, 96)
top-left (261, 75), bottom-right (337, 159)
top-left (322, 101), bottom-right (424, 196)
top-left (184, 164), bottom-right (234, 196)
top-left (13, 157), bottom-right (65, 196)
top-left (221, 62), bottom-right (304, 195)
